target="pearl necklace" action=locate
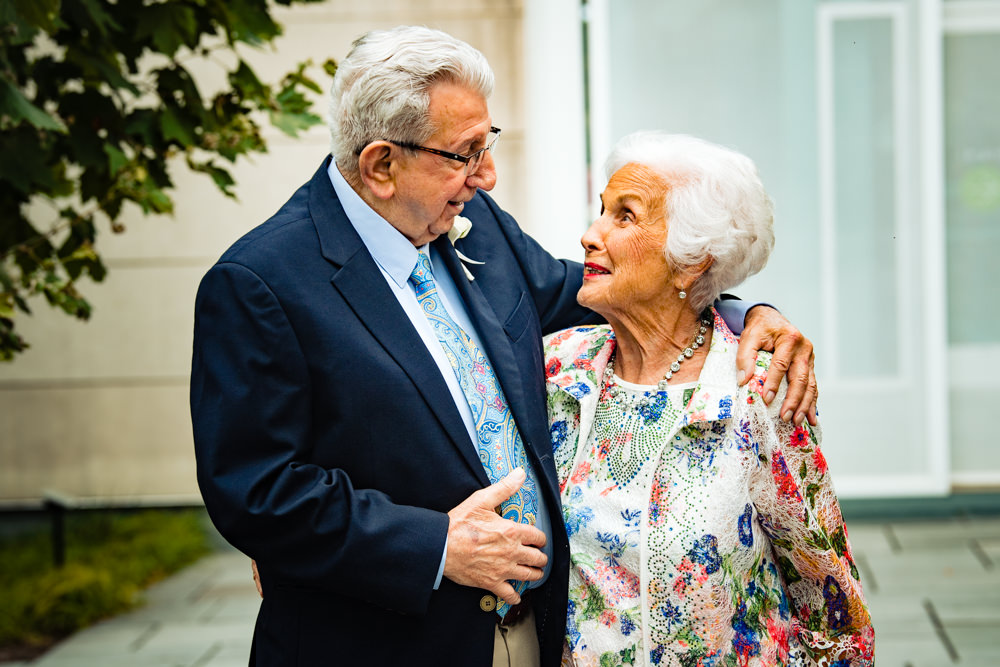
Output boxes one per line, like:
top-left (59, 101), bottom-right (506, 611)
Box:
top-left (602, 309), bottom-right (712, 410)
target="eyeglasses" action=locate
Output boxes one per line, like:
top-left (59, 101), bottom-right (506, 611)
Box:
top-left (390, 127), bottom-right (501, 174)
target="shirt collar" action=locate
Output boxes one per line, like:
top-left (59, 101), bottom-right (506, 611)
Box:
top-left (327, 158), bottom-right (424, 288)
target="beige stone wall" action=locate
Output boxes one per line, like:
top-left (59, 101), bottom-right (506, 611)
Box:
top-left (0, 1), bottom-right (526, 505)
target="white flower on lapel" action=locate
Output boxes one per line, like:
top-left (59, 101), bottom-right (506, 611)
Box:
top-left (448, 215), bottom-right (484, 281)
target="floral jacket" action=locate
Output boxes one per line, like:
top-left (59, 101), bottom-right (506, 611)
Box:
top-left (544, 312), bottom-right (874, 667)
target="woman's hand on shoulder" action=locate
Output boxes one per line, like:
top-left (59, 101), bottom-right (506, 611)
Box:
top-left (736, 305), bottom-right (817, 426)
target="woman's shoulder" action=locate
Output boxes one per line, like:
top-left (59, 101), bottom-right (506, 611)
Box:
top-left (739, 349), bottom-right (790, 419)
top-left (543, 324), bottom-right (613, 353)
top-left (543, 325), bottom-right (614, 391)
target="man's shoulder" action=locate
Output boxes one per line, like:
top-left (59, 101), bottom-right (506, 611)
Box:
top-left (217, 180), bottom-right (319, 267)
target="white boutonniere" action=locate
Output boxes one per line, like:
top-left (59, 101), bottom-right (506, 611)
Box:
top-left (448, 215), bottom-right (484, 281)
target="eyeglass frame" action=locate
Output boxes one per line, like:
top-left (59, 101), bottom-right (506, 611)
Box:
top-left (386, 126), bottom-right (501, 171)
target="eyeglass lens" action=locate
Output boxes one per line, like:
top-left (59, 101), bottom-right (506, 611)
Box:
top-left (467, 131), bottom-right (500, 173)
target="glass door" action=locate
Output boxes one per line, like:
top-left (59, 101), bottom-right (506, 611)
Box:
top-left (943, 1), bottom-right (1000, 487)
top-left (583, 0), bottom-right (949, 496)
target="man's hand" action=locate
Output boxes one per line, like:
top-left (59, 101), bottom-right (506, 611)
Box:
top-left (443, 468), bottom-right (547, 606)
top-left (736, 305), bottom-right (817, 426)
top-left (251, 559), bottom-right (263, 598)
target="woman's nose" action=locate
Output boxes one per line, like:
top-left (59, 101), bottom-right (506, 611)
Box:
top-left (580, 217), bottom-right (605, 251)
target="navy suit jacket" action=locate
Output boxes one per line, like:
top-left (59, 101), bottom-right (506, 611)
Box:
top-left (191, 158), bottom-right (596, 666)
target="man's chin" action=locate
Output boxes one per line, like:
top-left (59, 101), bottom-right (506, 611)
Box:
top-left (431, 220), bottom-right (455, 237)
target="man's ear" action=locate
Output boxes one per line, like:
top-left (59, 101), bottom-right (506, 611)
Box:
top-left (357, 141), bottom-right (397, 200)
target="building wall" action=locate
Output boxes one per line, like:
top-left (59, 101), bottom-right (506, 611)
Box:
top-left (0, 1), bottom-right (528, 505)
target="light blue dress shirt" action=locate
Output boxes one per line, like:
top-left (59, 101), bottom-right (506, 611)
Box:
top-left (327, 161), bottom-right (555, 591)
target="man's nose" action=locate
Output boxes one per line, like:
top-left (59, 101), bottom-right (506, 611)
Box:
top-left (467, 150), bottom-right (497, 191)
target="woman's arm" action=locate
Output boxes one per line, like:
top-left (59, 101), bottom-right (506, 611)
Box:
top-left (743, 353), bottom-right (874, 665)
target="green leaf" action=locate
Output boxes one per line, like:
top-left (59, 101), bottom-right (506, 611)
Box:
top-left (6, 0), bottom-right (61, 35)
top-left (281, 60), bottom-right (322, 94)
top-left (156, 65), bottom-right (205, 119)
top-left (124, 109), bottom-right (158, 147)
top-left (0, 0), bottom-right (328, 361)
top-left (0, 77), bottom-right (65, 131)
top-left (187, 158), bottom-right (237, 198)
top-left (159, 106), bottom-right (196, 145)
top-left (220, 0), bottom-right (282, 46)
top-left (268, 109), bottom-right (321, 137)
top-left (103, 144), bottom-right (128, 176)
top-left (229, 61), bottom-right (269, 101)
top-left (0, 316), bottom-right (30, 360)
top-left (66, 47), bottom-right (141, 97)
top-left (0, 129), bottom-right (61, 194)
top-left (134, 3), bottom-right (198, 57)
top-left (74, 0), bottom-right (121, 37)
top-left (139, 180), bottom-right (173, 215)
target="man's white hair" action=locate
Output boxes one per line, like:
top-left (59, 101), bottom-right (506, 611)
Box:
top-left (605, 132), bottom-right (775, 312)
top-left (328, 25), bottom-right (494, 174)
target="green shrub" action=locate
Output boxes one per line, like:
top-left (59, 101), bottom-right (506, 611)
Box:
top-left (0, 509), bottom-right (211, 652)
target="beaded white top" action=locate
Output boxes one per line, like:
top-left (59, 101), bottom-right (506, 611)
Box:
top-left (544, 313), bottom-right (873, 667)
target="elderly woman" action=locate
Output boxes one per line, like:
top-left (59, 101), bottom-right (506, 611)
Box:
top-left (545, 132), bottom-right (873, 666)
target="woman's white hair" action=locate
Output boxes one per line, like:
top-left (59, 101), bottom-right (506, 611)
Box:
top-left (605, 132), bottom-right (775, 312)
top-left (328, 26), bottom-right (494, 173)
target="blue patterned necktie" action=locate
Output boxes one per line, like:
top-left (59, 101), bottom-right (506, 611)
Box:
top-left (409, 251), bottom-right (537, 617)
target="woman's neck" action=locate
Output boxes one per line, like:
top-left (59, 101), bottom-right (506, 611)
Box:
top-left (607, 303), bottom-right (712, 386)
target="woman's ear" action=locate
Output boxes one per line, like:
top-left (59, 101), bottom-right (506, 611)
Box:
top-left (677, 255), bottom-right (715, 292)
top-left (357, 141), bottom-right (397, 200)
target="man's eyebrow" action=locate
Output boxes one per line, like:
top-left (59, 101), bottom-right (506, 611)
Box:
top-left (457, 126), bottom-right (492, 152)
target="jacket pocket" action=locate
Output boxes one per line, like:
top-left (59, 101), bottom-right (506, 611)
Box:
top-left (503, 292), bottom-right (532, 342)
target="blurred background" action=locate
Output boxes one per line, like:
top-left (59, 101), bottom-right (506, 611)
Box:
top-left (0, 0), bottom-right (998, 664)
top-left (3, 0), bottom-right (998, 507)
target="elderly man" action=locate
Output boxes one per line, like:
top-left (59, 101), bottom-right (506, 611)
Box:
top-left (190, 26), bottom-right (816, 667)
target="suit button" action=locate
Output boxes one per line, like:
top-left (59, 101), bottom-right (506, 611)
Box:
top-left (479, 595), bottom-right (497, 612)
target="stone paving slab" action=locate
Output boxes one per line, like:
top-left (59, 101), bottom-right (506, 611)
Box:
top-left (884, 517), bottom-right (1000, 550)
top-left (843, 523), bottom-right (896, 554)
top-left (860, 548), bottom-right (989, 594)
top-left (873, 635), bottom-right (957, 667)
top-left (848, 517), bottom-right (1000, 666)
top-left (29, 551), bottom-right (258, 667)
top-left (16, 519), bottom-right (1000, 666)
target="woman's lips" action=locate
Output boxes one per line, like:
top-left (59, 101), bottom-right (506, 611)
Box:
top-left (584, 262), bottom-right (610, 276)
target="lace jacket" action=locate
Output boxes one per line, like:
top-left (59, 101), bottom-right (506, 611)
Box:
top-left (544, 311), bottom-right (874, 667)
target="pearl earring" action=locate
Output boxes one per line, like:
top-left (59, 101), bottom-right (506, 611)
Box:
top-left (678, 290), bottom-right (687, 300)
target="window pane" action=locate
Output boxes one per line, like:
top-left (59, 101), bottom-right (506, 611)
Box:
top-left (832, 18), bottom-right (899, 376)
top-left (945, 33), bottom-right (1000, 344)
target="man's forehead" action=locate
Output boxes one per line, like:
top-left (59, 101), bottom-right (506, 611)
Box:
top-left (427, 82), bottom-right (492, 141)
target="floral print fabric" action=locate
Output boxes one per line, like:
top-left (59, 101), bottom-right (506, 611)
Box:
top-left (545, 311), bottom-right (873, 667)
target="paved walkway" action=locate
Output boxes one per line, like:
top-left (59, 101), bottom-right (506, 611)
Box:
top-left (9, 516), bottom-right (1000, 666)
top-left (19, 548), bottom-right (258, 667)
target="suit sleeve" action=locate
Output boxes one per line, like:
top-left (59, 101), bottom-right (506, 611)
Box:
top-left (190, 261), bottom-right (449, 615)
top-left (476, 192), bottom-right (602, 334)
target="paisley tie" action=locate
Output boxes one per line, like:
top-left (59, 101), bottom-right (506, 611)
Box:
top-left (409, 251), bottom-right (537, 617)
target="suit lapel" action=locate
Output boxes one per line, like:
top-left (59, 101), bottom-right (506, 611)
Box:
top-left (309, 159), bottom-right (490, 485)
top-left (432, 236), bottom-right (528, 416)
top-left (430, 235), bottom-right (546, 479)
